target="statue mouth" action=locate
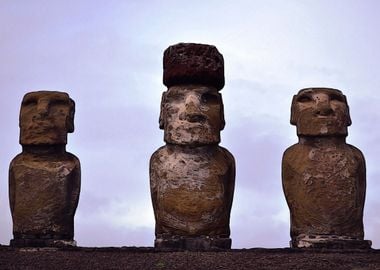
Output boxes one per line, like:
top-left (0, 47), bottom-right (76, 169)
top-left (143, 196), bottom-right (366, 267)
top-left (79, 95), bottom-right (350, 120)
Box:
top-left (186, 114), bottom-right (207, 123)
top-left (315, 115), bottom-right (335, 119)
top-left (25, 121), bottom-right (55, 133)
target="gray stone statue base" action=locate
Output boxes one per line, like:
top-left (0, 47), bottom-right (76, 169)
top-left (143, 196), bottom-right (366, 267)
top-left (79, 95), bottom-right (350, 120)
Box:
top-left (291, 235), bottom-right (372, 249)
top-left (155, 236), bottom-right (231, 251)
top-left (10, 238), bottom-right (77, 248)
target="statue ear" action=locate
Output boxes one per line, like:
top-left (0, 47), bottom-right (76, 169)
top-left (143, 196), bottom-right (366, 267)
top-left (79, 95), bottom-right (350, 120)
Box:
top-left (219, 93), bottom-right (225, 130)
top-left (290, 95), bottom-right (298, 125)
top-left (159, 92), bottom-right (166, 129)
top-left (66, 98), bottom-right (75, 133)
top-left (344, 95), bottom-right (352, 126)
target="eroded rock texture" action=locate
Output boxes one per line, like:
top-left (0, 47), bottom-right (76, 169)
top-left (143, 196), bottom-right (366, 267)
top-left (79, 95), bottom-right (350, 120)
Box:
top-left (9, 91), bottom-right (81, 247)
top-left (282, 88), bottom-right (371, 248)
top-left (150, 43), bottom-right (235, 250)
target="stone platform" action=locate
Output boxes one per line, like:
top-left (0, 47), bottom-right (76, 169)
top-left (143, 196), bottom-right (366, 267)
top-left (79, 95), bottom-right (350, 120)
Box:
top-left (1, 246), bottom-right (380, 270)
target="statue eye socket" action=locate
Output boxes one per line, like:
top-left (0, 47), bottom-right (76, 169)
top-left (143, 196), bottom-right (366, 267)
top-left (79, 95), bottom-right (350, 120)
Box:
top-left (51, 100), bottom-right (67, 106)
top-left (201, 93), bottom-right (218, 104)
top-left (330, 94), bottom-right (344, 102)
top-left (296, 95), bottom-right (312, 103)
top-left (166, 92), bottom-right (182, 101)
top-left (22, 99), bottom-right (37, 106)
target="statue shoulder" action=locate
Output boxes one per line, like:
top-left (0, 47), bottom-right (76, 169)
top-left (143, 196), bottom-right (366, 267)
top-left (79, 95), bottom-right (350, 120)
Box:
top-left (346, 144), bottom-right (365, 163)
top-left (282, 143), bottom-right (301, 161)
top-left (150, 145), bottom-right (167, 165)
top-left (66, 152), bottom-right (80, 162)
top-left (217, 146), bottom-right (235, 166)
top-left (9, 153), bottom-right (24, 167)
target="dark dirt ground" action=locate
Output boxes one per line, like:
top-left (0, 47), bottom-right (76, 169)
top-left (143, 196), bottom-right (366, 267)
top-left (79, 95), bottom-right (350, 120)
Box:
top-left (1, 246), bottom-right (380, 270)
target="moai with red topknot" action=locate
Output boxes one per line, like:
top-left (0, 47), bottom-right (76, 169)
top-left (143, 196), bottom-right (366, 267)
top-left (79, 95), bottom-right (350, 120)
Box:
top-left (9, 91), bottom-right (81, 247)
top-left (150, 43), bottom-right (236, 250)
top-left (282, 87), bottom-right (371, 248)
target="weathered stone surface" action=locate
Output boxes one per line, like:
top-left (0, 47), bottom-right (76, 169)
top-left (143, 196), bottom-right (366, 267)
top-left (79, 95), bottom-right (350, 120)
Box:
top-left (159, 85), bottom-right (225, 145)
top-left (2, 246), bottom-right (380, 270)
top-left (151, 43), bottom-right (235, 250)
top-left (150, 145), bottom-right (235, 247)
top-left (163, 43), bottom-right (224, 90)
top-left (290, 88), bottom-right (351, 137)
top-left (9, 91), bottom-right (81, 247)
top-left (282, 87), bottom-right (371, 248)
top-left (19, 91), bottom-right (75, 145)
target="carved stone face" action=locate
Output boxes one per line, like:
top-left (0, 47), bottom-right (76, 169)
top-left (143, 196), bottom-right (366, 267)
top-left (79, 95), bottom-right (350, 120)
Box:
top-left (160, 85), bottom-right (225, 145)
top-left (20, 91), bottom-right (75, 145)
top-left (291, 88), bottom-right (351, 136)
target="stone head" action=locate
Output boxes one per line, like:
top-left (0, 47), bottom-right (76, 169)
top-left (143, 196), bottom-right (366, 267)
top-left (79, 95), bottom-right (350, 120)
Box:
top-left (159, 43), bottom-right (225, 145)
top-left (290, 88), bottom-right (351, 137)
top-left (19, 91), bottom-right (75, 145)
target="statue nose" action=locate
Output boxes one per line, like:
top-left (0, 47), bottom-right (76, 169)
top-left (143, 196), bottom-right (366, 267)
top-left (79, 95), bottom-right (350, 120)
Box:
top-left (185, 95), bottom-right (201, 113)
top-left (186, 101), bottom-right (199, 114)
top-left (183, 95), bottom-right (206, 123)
top-left (315, 102), bottom-right (334, 116)
top-left (36, 100), bottom-right (49, 116)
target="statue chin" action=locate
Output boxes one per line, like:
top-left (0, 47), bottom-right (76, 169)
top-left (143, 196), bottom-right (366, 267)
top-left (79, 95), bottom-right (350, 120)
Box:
top-left (164, 130), bottom-right (220, 145)
top-left (296, 125), bottom-right (348, 137)
top-left (20, 132), bottom-right (67, 145)
top-left (296, 117), bottom-right (348, 137)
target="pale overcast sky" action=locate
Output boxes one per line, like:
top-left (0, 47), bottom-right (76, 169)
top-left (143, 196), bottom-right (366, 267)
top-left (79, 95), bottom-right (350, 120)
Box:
top-left (1, 0), bottom-right (380, 248)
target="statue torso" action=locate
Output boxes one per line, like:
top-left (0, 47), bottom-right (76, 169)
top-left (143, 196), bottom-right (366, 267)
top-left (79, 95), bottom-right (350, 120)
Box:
top-left (150, 145), bottom-right (235, 237)
top-left (9, 152), bottom-right (80, 237)
top-left (282, 141), bottom-right (365, 238)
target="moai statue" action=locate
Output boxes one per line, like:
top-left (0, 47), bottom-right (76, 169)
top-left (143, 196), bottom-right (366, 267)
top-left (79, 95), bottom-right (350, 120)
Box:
top-left (282, 87), bottom-right (371, 248)
top-left (150, 43), bottom-right (236, 250)
top-left (9, 91), bottom-right (81, 247)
